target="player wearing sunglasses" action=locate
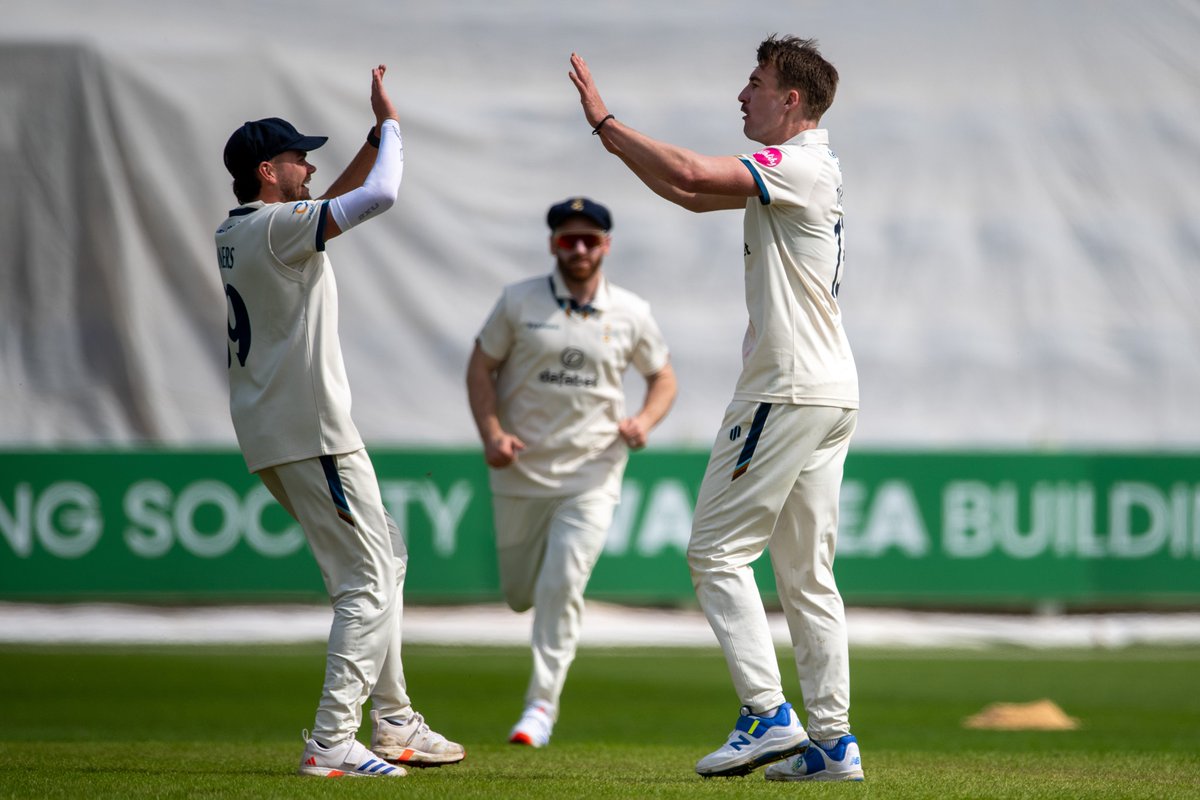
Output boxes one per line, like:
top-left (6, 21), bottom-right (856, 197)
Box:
top-left (466, 197), bottom-right (678, 748)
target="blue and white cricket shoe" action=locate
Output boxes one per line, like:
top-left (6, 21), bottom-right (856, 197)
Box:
top-left (297, 732), bottom-right (407, 778)
top-left (695, 702), bottom-right (809, 777)
top-left (764, 733), bottom-right (864, 781)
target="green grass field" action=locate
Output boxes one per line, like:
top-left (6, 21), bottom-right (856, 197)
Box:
top-left (1, 642), bottom-right (1198, 799)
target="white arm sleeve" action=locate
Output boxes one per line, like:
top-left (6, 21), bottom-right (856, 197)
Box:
top-left (328, 118), bottom-right (403, 232)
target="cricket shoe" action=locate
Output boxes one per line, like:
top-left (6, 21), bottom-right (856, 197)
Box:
top-left (695, 702), bottom-right (809, 778)
top-left (297, 733), bottom-right (406, 777)
top-left (370, 709), bottom-right (465, 767)
top-left (764, 734), bottom-right (864, 781)
top-left (508, 702), bottom-right (553, 747)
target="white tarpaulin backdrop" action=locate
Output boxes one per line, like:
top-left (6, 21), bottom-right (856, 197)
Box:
top-left (3, 0), bottom-right (1198, 449)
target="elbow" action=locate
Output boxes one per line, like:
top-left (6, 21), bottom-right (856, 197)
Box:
top-left (673, 167), bottom-right (707, 195)
top-left (673, 194), bottom-right (711, 214)
top-left (375, 186), bottom-right (399, 212)
top-left (356, 185), bottom-right (397, 220)
top-left (672, 172), bottom-right (717, 213)
top-left (672, 154), bottom-right (721, 195)
top-left (363, 171), bottom-right (401, 211)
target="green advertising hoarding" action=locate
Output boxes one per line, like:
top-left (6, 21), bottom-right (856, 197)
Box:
top-left (1, 449), bottom-right (1198, 606)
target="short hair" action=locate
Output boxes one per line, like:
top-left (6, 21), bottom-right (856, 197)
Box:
top-left (756, 34), bottom-right (838, 121)
top-left (231, 170), bottom-right (261, 204)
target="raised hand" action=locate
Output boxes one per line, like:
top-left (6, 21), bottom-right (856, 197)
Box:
top-left (370, 64), bottom-right (398, 125)
top-left (568, 53), bottom-right (610, 129)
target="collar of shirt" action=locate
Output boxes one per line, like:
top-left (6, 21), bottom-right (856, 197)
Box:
top-left (787, 128), bottom-right (829, 146)
top-left (228, 199), bottom-right (267, 217)
top-left (548, 271), bottom-right (610, 316)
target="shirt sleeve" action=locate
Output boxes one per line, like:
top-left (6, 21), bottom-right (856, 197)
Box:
top-left (737, 144), bottom-right (822, 208)
top-left (476, 291), bottom-right (514, 361)
top-left (266, 200), bottom-right (328, 267)
top-left (631, 305), bottom-right (670, 377)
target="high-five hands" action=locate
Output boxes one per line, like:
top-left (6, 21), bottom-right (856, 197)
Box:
top-left (568, 53), bottom-right (611, 130)
top-left (370, 64), bottom-right (398, 126)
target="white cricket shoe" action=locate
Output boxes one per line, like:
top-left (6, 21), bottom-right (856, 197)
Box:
top-left (764, 734), bottom-right (864, 781)
top-left (695, 702), bottom-right (810, 777)
top-left (370, 709), bottom-right (466, 767)
top-left (508, 702), bottom-right (554, 747)
top-left (297, 733), bottom-right (406, 777)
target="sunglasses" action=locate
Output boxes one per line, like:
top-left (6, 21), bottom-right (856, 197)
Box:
top-left (554, 231), bottom-right (606, 250)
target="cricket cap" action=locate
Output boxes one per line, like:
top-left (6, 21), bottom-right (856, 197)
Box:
top-left (547, 196), bottom-right (612, 231)
top-left (223, 117), bottom-right (328, 177)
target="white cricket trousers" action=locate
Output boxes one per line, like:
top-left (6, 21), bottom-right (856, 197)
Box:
top-left (687, 402), bottom-right (857, 740)
top-left (257, 449), bottom-right (412, 744)
top-left (492, 490), bottom-right (616, 720)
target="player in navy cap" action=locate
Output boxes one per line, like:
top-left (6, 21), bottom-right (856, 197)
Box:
top-left (216, 65), bottom-right (464, 778)
top-left (467, 196), bottom-right (677, 748)
top-left (545, 196), bottom-right (612, 231)
top-left (222, 117), bottom-right (329, 198)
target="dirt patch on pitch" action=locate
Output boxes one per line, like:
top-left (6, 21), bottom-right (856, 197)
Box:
top-left (963, 699), bottom-right (1080, 730)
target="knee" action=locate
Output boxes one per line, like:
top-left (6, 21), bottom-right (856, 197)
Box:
top-left (506, 595), bottom-right (533, 613)
top-left (331, 585), bottom-right (395, 624)
top-left (501, 581), bottom-right (534, 612)
top-left (687, 540), bottom-right (719, 577)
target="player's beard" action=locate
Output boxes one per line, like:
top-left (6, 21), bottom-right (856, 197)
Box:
top-left (282, 184), bottom-right (312, 203)
top-left (278, 174), bottom-right (312, 203)
top-left (556, 251), bottom-right (601, 288)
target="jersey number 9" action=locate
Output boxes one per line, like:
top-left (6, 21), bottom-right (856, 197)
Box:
top-left (225, 284), bottom-right (251, 368)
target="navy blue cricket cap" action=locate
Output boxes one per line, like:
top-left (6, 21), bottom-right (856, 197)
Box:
top-left (546, 197), bottom-right (612, 231)
top-left (223, 117), bottom-right (328, 177)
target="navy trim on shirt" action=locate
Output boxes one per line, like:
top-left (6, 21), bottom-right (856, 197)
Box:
top-left (316, 201), bottom-right (330, 252)
top-left (739, 157), bottom-right (770, 205)
top-left (547, 275), bottom-right (597, 316)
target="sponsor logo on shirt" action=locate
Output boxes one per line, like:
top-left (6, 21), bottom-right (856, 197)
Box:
top-left (560, 348), bottom-right (585, 369)
top-left (539, 369), bottom-right (598, 388)
top-left (540, 347), bottom-right (600, 388)
top-left (525, 321), bottom-right (560, 330)
top-left (539, 347), bottom-right (598, 387)
top-left (292, 201), bottom-right (313, 215)
top-left (751, 147), bottom-right (783, 168)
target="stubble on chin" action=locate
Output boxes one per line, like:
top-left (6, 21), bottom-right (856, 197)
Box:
top-left (280, 184), bottom-right (311, 204)
top-left (560, 257), bottom-right (599, 283)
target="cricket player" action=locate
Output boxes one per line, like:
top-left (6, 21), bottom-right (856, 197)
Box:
top-left (569, 37), bottom-right (865, 781)
top-left (466, 197), bottom-right (677, 747)
top-left (215, 65), bottom-right (463, 778)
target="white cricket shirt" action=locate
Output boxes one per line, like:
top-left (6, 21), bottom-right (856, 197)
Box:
top-left (735, 129), bottom-right (858, 408)
top-left (215, 199), bottom-right (363, 472)
top-left (477, 271), bottom-right (670, 498)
